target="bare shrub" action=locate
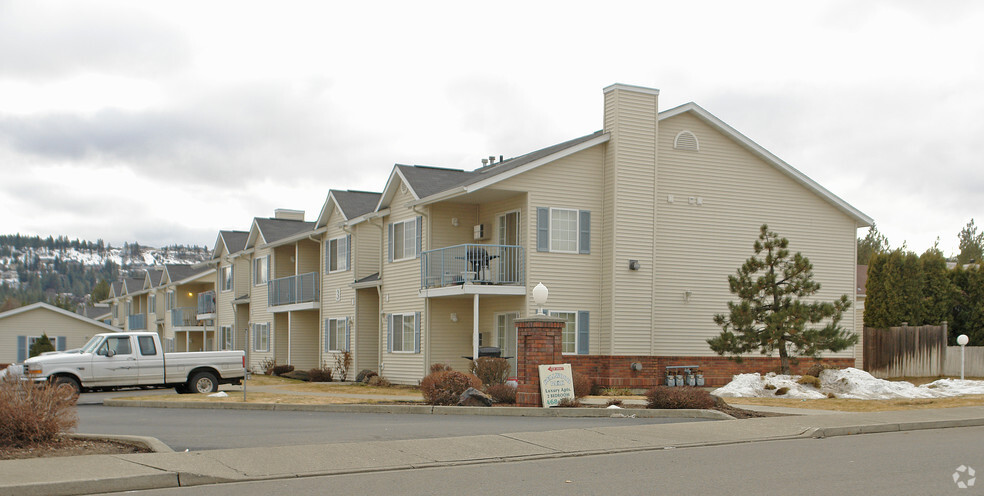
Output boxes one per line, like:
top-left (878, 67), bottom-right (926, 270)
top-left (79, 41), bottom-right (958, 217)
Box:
top-left (797, 375), bottom-right (821, 388)
top-left (308, 364), bottom-right (333, 382)
top-left (807, 362), bottom-right (837, 378)
top-left (606, 398), bottom-right (624, 407)
top-left (645, 386), bottom-right (716, 410)
top-left (469, 358), bottom-right (509, 386)
top-left (0, 380), bottom-right (78, 448)
top-left (419, 370), bottom-right (482, 405)
top-left (333, 351), bottom-right (352, 381)
top-left (355, 369), bottom-right (377, 383)
top-left (555, 397), bottom-right (581, 408)
top-left (430, 363), bottom-right (453, 374)
top-left (259, 358), bottom-right (277, 375)
top-left (367, 375), bottom-right (391, 387)
top-left (272, 364), bottom-right (295, 376)
top-left (572, 372), bottom-right (594, 398)
top-left (775, 387), bottom-right (790, 396)
top-left (484, 383), bottom-right (517, 404)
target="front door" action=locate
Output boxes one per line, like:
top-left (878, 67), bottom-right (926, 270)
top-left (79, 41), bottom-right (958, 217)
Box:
top-left (495, 312), bottom-right (519, 377)
top-left (90, 335), bottom-right (139, 385)
top-left (496, 211), bottom-right (521, 284)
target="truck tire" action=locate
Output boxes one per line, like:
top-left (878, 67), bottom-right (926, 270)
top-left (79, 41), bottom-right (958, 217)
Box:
top-left (174, 383), bottom-right (192, 394)
top-left (189, 371), bottom-right (219, 394)
top-left (52, 376), bottom-right (81, 402)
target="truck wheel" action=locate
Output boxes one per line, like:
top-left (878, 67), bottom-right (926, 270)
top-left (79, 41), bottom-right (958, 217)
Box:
top-left (52, 376), bottom-right (81, 402)
top-left (189, 371), bottom-right (219, 394)
top-left (174, 383), bottom-right (192, 394)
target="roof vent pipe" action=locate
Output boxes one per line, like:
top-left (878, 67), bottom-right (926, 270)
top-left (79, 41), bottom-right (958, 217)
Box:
top-left (488, 155), bottom-right (495, 165)
top-left (481, 158), bottom-right (489, 166)
top-left (499, 155), bottom-right (503, 163)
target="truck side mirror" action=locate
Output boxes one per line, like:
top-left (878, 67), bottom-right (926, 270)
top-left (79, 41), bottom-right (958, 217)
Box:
top-left (106, 349), bottom-right (115, 358)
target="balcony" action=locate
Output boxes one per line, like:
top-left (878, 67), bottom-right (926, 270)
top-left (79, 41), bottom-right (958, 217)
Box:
top-left (268, 272), bottom-right (319, 309)
top-left (197, 291), bottom-right (216, 319)
top-left (170, 307), bottom-right (201, 327)
top-left (127, 313), bottom-right (146, 330)
top-left (420, 244), bottom-right (526, 297)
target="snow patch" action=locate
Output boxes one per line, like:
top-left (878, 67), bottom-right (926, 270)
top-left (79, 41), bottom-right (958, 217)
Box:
top-left (208, 391), bottom-right (229, 398)
top-left (712, 367), bottom-right (984, 400)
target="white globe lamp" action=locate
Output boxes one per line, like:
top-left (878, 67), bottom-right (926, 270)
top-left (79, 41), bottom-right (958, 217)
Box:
top-left (532, 282), bottom-right (548, 315)
top-left (957, 334), bottom-right (969, 380)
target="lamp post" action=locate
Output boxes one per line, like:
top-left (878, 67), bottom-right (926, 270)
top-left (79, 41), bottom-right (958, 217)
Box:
top-left (532, 282), bottom-right (548, 315)
top-left (957, 334), bottom-right (969, 380)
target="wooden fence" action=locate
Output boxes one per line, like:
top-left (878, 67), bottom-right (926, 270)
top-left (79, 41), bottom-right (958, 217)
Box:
top-left (943, 346), bottom-right (984, 378)
top-left (863, 325), bottom-right (947, 378)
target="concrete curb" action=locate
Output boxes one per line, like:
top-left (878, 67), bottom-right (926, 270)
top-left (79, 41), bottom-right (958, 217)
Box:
top-left (811, 416), bottom-right (984, 438)
top-left (102, 398), bottom-right (732, 420)
top-left (68, 433), bottom-right (174, 453)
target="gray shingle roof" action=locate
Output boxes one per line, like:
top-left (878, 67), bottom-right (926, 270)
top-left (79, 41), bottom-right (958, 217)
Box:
top-left (122, 277), bottom-right (143, 294)
top-left (165, 264), bottom-right (210, 283)
top-left (220, 230), bottom-right (249, 254)
top-left (111, 281), bottom-right (123, 296)
top-left (147, 268), bottom-right (164, 287)
top-left (332, 190), bottom-right (381, 219)
top-left (255, 218), bottom-right (315, 244)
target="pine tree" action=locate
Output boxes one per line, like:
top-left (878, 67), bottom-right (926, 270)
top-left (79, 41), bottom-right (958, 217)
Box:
top-left (91, 279), bottom-right (110, 302)
top-left (957, 219), bottom-right (984, 265)
top-left (951, 265), bottom-right (984, 345)
top-left (920, 248), bottom-right (953, 326)
top-left (857, 223), bottom-right (890, 265)
top-left (708, 225), bottom-right (856, 374)
top-left (29, 333), bottom-right (55, 357)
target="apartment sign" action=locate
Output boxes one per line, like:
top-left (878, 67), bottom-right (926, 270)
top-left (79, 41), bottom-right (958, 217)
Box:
top-left (538, 363), bottom-right (574, 407)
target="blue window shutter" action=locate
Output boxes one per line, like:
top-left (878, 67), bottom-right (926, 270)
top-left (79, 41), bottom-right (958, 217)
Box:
top-left (266, 255), bottom-right (271, 280)
top-left (387, 223), bottom-right (394, 262)
top-left (346, 235), bottom-right (352, 271)
top-left (386, 314), bottom-right (393, 353)
top-left (325, 241), bottom-right (330, 272)
top-left (415, 216), bottom-right (423, 258)
top-left (577, 311), bottom-right (589, 355)
top-left (344, 318), bottom-right (351, 352)
top-left (536, 207), bottom-right (550, 252)
top-left (17, 336), bottom-right (26, 362)
top-left (578, 210), bottom-right (591, 254)
top-left (323, 319), bottom-right (329, 353)
top-left (56, 336), bottom-right (66, 351)
top-left (414, 311), bottom-right (421, 353)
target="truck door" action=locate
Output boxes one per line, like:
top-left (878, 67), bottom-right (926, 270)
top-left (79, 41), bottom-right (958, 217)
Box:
top-left (136, 335), bottom-right (165, 385)
top-left (90, 335), bottom-right (139, 385)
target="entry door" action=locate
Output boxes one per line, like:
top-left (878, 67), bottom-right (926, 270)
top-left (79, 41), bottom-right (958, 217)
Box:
top-left (497, 211), bottom-right (521, 283)
top-left (90, 335), bottom-right (139, 385)
top-left (495, 312), bottom-right (519, 377)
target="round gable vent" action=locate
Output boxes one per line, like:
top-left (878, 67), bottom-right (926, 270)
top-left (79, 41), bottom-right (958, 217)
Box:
top-left (674, 130), bottom-right (700, 151)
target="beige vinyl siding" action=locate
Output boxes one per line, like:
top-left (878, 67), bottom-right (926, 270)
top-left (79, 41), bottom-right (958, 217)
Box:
top-left (652, 112), bottom-right (859, 357)
top-left (601, 92), bottom-right (618, 354)
top-left (273, 245), bottom-right (293, 279)
top-left (288, 309), bottom-right (320, 370)
top-left (234, 256), bottom-right (251, 297)
top-left (296, 239), bottom-right (319, 276)
top-left (495, 146), bottom-right (606, 353)
top-left (380, 185), bottom-right (425, 384)
top-left (354, 222), bottom-right (381, 281)
top-left (248, 249), bottom-right (274, 369)
top-left (427, 298), bottom-right (473, 372)
top-left (216, 259), bottom-right (236, 332)
top-left (854, 296), bottom-right (865, 368)
top-left (0, 307), bottom-right (111, 365)
top-left (430, 203), bottom-right (477, 249)
top-left (274, 313), bottom-right (289, 363)
top-left (355, 288), bottom-right (379, 373)
top-left (322, 210), bottom-right (358, 377)
top-left (475, 194), bottom-right (526, 246)
top-left (606, 88), bottom-right (659, 355)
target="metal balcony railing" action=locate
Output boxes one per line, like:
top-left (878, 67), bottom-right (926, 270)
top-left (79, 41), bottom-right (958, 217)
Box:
top-left (421, 244), bottom-right (524, 289)
top-left (127, 313), bottom-right (146, 330)
top-left (197, 291), bottom-right (216, 315)
top-left (170, 307), bottom-right (199, 327)
top-left (268, 272), bottom-right (319, 306)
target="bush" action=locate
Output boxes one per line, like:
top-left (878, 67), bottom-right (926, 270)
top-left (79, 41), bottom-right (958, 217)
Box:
top-left (367, 375), bottom-right (391, 387)
top-left (556, 397), bottom-right (581, 408)
top-left (419, 370), bottom-right (482, 405)
top-left (259, 358), bottom-right (277, 375)
top-left (764, 383), bottom-right (777, 390)
top-left (775, 387), bottom-right (790, 396)
top-left (332, 351), bottom-right (352, 381)
top-left (572, 372), bottom-right (593, 398)
top-left (0, 380), bottom-right (78, 447)
top-left (355, 369), bottom-right (377, 383)
top-left (606, 398), bottom-right (624, 407)
top-left (430, 363), bottom-right (453, 374)
top-left (484, 383), bottom-right (516, 404)
top-left (797, 375), bottom-right (821, 388)
top-left (807, 362), bottom-right (837, 378)
top-left (308, 366), bottom-right (333, 382)
top-left (272, 364), bottom-right (295, 376)
top-left (29, 334), bottom-right (55, 358)
top-left (645, 386), bottom-right (716, 409)
top-left (601, 387), bottom-right (633, 396)
top-left (469, 357), bottom-right (510, 386)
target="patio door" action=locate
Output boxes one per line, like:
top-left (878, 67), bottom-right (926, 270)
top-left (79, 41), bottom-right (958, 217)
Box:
top-left (495, 312), bottom-right (519, 377)
top-left (497, 211), bottom-right (520, 283)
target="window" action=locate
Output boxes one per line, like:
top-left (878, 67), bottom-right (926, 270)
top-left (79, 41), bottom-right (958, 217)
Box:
top-left (164, 338), bottom-right (175, 353)
top-left (219, 326), bottom-right (233, 350)
top-left (327, 236), bottom-right (349, 273)
top-left (149, 294), bottom-right (156, 313)
top-left (99, 336), bottom-right (133, 356)
top-left (389, 313), bottom-right (418, 353)
top-left (220, 266), bottom-right (233, 292)
top-left (550, 311), bottom-right (578, 354)
top-left (253, 323), bottom-right (270, 352)
top-left (536, 207), bottom-right (590, 254)
top-left (138, 336), bottom-right (157, 356)
top-left (388, 217), bottom-right (420, 262)
top-left (324, 318), bottom-right (348, 352)
top-left (254, 256), bottom-right (269, 285)
top-left (165, 291), bottom-right (175, 310)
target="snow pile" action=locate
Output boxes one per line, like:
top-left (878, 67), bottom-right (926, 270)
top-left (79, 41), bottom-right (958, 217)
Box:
top-left (713, 367), bottom-right (984, 400)
top-left (208, 391), bottom-right (229, 398)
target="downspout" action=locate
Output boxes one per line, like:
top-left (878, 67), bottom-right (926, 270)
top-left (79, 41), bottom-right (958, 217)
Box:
top-left (411, 205), bottom-right (430, 375)
top-left (369, 216), bottom-right (385, 372)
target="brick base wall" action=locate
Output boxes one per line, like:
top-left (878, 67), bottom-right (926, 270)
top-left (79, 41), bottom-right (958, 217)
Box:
top-left (566, 355), bottom-right (857, 389)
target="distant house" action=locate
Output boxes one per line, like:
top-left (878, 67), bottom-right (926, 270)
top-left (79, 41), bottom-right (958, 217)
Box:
top-left (0, 302), bottom-right (120, 367)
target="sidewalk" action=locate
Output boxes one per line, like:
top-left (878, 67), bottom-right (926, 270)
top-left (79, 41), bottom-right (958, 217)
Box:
top-left (3, 406), bottom-right (984, 495)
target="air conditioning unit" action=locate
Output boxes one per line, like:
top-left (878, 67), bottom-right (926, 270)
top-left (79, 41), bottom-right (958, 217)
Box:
top-left (473, 224), bottom-right (487, 240)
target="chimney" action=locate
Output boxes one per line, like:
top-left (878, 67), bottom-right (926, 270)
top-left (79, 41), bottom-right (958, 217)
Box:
top-left (274, 209), bottom-right (305, 221)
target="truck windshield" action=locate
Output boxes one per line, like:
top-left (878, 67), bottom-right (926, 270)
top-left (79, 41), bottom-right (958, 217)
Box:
top-left (80, 336), bottom-right (104, 354)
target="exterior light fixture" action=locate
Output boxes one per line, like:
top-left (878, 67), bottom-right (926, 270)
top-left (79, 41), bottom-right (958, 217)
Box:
top-left (957, 334), bottom-right (969, 380)
top-left (629, 260), bottom-right (640, 271)
top-left (684, 290), bottom-right (693, 302)
top-left (450, 312), bottom-right (458, 322)
top-left (532, 282), bottom-right (548, 315)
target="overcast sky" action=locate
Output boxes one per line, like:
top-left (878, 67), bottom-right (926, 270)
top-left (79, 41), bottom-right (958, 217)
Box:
top-left (1, 1), bottom-right (981, 256)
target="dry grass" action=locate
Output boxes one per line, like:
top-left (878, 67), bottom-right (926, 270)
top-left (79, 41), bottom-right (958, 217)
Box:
top-left (279, 383), bottom-right (421, 396)
top-left (113, 392), bottom-right (406, 405)
top-left (725, 394), bottom-right (984, 412)
top-left (245, 375), bottom-right (303, 386)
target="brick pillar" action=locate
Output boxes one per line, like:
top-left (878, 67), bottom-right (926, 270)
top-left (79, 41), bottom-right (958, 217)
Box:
top-left (515, 314), bottom-right (565, 407)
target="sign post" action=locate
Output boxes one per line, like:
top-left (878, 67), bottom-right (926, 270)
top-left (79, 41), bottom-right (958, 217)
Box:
top-left (537, 363), bottom-right (574, 407)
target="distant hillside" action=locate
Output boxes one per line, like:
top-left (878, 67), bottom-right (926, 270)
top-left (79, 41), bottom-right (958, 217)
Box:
top-left (0, 234), bottom-right (209, 311)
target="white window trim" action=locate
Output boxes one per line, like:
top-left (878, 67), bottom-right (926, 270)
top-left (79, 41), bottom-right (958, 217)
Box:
top-left (253, 257), bottom-right (269, 286)
top-left (325, 317), bottom-right (347, 352)
top-left (327, 236), bottom-right (349, 273)
top-left (494, 312), bottom-right (520, 353)
top-left (219, 325), bottom-right (234, 350)
top-left (392, 219), bottom-right (417, 262)
top-left (220, 265), bottom-right (233, 292)
top-left (549, 310), bottom-right (579, 355)
top-left (390, 312), bottom-right (416, 353)
top-left (253, 323), bottom-right (270, 352)
top-left (548, 207), bottom-right (580, 254)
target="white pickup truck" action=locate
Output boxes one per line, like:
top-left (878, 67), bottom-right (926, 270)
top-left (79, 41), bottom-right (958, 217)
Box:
top-left (22, 331), bottom-right (246, 396)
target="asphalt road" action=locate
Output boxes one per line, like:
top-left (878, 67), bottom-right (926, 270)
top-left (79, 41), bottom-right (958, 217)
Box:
top-left (107, 426), bottom-right (984, 496)
top-left (77, 404), bottom-right (708, 451)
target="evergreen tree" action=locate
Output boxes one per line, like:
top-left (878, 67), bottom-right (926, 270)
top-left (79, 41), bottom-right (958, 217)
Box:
top-left (857, 223), bottom-right (890, 265)
top-left (91, 279), bottom-right (110, 302)
top-left (898, 251), bottom-right (924, 325)
top-left (29, 333), bottom-right (54, 357)
top-left (708, 225), bottom-right (855, 374)
top-left (951, 265), bottom-right (984, 345)
top-left (957, 219), bottom-right (984, 265)
top-left (920, 248), bottom-right (953, 326)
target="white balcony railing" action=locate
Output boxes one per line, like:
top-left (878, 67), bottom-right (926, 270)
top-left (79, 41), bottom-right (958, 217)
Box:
top-left (268, 272), bottom-right (319, 306)
top-left (421, 244), bottom-right (524, 289)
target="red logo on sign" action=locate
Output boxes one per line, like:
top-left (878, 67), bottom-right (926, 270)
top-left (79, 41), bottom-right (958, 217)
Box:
top-left (547, 366), bottom-right (564, 371)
